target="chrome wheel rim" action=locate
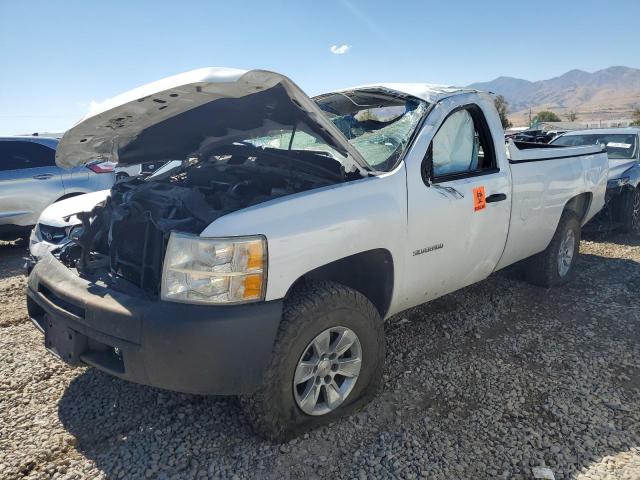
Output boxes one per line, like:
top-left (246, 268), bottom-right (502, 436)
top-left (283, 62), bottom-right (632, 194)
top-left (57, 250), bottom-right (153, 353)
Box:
top-left (631, 190), bottom-right (640, 232)
top-left (293, 326), bottom-right (362, 416)
top-left (557, 228), bottom-right (576, 277)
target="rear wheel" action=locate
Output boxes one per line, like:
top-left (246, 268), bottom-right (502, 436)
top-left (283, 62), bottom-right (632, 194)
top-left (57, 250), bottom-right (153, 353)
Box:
top-left (620, 187), bottom-right (640, 235)
top-left (242, 281), bottom-right (385, 441)
top-left (525, 211), bottom-right (581, 287)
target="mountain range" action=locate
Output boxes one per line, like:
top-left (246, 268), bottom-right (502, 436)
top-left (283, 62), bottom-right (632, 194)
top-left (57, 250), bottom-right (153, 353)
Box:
top-left (468, 66), bottom-right (640, 126)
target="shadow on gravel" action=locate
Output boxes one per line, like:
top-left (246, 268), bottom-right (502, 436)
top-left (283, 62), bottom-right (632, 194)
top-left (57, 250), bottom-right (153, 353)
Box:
top-left (58, 369), bottom-right (257, 478)
top-left (0, 240), bottom-right (27, 280)
top-left (54, 249), bottom-right (640, 479)
top-left (582, 229), bottom-right (640, 247)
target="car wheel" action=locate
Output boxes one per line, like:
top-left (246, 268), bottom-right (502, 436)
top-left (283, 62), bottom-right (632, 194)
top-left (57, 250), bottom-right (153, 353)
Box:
top-left (525, 211), bottom-right (581, 288)
top-left (116, 172), bottom-right (128, 181)
top-left (242, 281), bottom-right (385, 442)
top-left (620, 187), bottom-right (640, 235)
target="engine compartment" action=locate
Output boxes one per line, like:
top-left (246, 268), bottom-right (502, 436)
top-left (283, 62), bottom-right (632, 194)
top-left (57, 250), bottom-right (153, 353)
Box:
top-left (57, 144), bottom-right (356, 295)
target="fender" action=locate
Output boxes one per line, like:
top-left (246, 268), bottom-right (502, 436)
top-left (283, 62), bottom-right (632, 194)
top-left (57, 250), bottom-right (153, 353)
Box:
top-left (200, 165), bottom-right (408, 316)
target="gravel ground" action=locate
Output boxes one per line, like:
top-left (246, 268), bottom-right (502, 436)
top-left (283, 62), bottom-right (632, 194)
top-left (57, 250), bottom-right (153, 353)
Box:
top-left (1, 233), bottom-right (639, 480)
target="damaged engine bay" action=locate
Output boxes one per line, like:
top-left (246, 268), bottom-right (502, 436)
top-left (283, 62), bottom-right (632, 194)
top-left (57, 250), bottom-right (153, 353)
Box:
top-left (57, 144), bottom-right (357, 295)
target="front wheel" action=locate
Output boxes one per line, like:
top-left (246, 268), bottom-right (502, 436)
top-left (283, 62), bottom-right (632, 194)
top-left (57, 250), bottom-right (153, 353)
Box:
top-left (525, 211), bottom-right (581, 287)
top-left (620, 187), bottom-right (640, 235)
top-left (242, 281), bottom-right (385, 442)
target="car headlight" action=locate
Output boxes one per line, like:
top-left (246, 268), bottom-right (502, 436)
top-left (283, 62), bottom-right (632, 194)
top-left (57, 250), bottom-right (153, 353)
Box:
top-left (161, 232), bottom-right (267, 305)
top-left (607, 176), bottom-right (630, 188)
top-left (33, 224), bottom-right (42, 242)
top-left (67, 224), bottom-right (85, 242)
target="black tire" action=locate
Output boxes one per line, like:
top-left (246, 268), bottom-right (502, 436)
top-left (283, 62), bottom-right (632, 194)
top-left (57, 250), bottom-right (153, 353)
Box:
top-left (116, 172), bottom-right (128, 182)
top-left (242, 281), bottom-right (385, 442)
top-left (619, 187), bottom-right (640, 234)
top-left (525, 211), bottom-right (581, 288)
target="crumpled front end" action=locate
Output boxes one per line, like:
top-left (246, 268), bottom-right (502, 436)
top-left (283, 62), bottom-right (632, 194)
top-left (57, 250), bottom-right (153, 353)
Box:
top-left (26, 251), bottom-right (283, 394)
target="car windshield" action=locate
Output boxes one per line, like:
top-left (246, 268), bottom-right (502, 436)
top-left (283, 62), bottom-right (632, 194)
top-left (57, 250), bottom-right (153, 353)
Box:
top-left (314, 90), bottom-right (427, 172)
top-left (242, 91), bottom-right (426, 173)
top-left (148, 160), bottom-right (182, 178)
top-left (552, 133), bottom-right (638, 159)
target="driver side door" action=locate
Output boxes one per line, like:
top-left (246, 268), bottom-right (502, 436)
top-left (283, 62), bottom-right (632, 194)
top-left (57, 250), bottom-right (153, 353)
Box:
top-left (403, 104), bottom-right (511, 306)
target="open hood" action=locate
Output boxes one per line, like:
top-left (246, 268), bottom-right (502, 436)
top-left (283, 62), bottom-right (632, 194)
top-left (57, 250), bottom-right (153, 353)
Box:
top-left (56, 68), bottom-right (370, 175)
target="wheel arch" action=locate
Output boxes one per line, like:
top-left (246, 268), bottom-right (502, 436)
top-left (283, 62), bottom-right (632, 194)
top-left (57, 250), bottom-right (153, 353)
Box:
top-left (284, 249), bottom-right (395, 319)
top-left (563, 192), bottom-right (592, 224)
top-left (624, 163), bottom-right (640, 189)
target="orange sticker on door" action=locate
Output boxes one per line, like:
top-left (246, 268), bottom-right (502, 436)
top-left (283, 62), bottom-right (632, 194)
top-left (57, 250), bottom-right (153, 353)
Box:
top-left (473, 186), bottom-right (486, 211)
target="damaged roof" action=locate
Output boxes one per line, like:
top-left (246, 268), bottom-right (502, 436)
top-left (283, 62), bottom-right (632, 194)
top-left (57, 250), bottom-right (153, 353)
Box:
top-left (330, 83), bottom-right (481, 104)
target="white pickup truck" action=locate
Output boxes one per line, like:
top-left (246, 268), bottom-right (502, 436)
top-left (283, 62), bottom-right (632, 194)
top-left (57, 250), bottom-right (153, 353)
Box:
top-left (26, 68), bottom-right (608, 441)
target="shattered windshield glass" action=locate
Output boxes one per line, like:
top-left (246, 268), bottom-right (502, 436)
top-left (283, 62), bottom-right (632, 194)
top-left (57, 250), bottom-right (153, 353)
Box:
top-left (314, 90), bottom-right (427, 172)
top-left (242, 129), bottom-right (344, 161)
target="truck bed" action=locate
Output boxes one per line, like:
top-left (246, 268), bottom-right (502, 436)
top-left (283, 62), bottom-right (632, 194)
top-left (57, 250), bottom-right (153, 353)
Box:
top-left (496, 140), bottom-right (609, 270)
top-left (506, 139), bottom-right (605, 163)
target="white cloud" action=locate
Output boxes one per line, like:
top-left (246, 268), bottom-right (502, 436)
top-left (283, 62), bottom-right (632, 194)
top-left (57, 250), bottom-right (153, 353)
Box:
top-left (75, 100), bottom-right (102, 114)
top-left (88, 100), bottom-right (101, 114)
top-left (330, 44), bottom-right (351, 55)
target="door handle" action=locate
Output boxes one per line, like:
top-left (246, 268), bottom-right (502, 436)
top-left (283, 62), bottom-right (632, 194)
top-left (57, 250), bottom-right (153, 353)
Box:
top-left (32, 173), bottom-right (53, 180)
top-left (486, 193), bottom-right (507, 203)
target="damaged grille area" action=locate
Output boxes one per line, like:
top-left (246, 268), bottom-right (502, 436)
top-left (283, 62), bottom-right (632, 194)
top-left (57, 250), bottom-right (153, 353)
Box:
top-left (57, 144), bottom-right (351, 296)
top-left (39, 224), bottom-right (67, 244)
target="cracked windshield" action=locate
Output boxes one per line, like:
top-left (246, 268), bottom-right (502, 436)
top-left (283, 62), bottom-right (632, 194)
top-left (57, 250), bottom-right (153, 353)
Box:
top-left (316, 91), bottom-right (427, 171)
top-left (244, 91), bottom-right (426, 172)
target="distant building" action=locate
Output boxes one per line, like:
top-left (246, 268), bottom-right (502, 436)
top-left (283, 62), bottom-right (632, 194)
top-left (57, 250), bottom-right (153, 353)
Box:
top-left (519, 119), bottom-right (636, 132)
top-left (583, 118), bottom-right (636, 128)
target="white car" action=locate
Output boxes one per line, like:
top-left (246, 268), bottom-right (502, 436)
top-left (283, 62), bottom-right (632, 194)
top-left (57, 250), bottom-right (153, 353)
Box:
top-left (29, 161), bottom-right (180, 259)
top-left (26, 68), bottom-right (608, 441)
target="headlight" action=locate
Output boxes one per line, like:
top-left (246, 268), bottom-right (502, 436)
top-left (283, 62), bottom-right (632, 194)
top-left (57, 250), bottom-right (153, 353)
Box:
top-left (161, 232), bottom-right (267, 305)
top-left (607, 176), bottom-right (630, 188)
top-left (67, 224), bottom-right (85, 242)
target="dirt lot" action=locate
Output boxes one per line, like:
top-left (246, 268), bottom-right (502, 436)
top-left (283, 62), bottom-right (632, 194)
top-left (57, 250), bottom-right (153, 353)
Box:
top-left (1, 234), bottom-right (639, 480)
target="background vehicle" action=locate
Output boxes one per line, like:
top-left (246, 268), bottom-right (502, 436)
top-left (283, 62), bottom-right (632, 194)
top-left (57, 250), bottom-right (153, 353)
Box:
top-left (551, 128), bottom-right (640, 233)
top-left (0, 136), bottom-right (115, 241)
top-left (29, 161), bottom-right (181, 258)
top-left (546, 129), bottom-right (567, 141)
top-left (512, 129), bottom-right (552, 143)
top-left (115, 161), bottom-right (168, 181)
top-left (25, 68), bottom-right (608, 441)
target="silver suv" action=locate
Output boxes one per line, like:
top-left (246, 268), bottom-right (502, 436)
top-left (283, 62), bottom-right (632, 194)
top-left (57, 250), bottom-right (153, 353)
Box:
top-left (0, 136), bottom-right (115, 240)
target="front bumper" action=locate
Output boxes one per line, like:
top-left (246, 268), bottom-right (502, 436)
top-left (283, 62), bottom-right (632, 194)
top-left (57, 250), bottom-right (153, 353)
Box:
top-left (26, 253), bottom-right (283, 395)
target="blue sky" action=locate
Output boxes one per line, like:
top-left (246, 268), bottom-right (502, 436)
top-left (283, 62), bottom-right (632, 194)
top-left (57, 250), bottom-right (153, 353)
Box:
top-left (1, 0), bottom-right (639, 135)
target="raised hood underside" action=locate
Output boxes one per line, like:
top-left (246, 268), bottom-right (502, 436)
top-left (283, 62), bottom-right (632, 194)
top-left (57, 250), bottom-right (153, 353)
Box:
top-left (56, 68), bottom-right (369, 175)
